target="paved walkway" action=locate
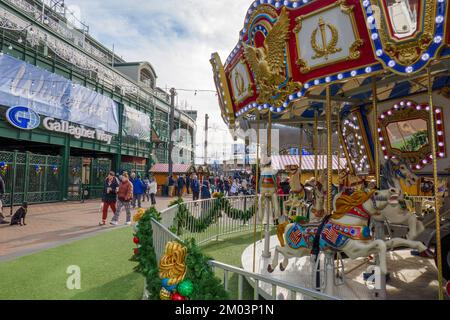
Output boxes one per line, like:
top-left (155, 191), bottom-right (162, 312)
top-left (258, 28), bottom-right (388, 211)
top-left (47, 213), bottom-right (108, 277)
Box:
top-left (0, 196), bottom-right (190, 261)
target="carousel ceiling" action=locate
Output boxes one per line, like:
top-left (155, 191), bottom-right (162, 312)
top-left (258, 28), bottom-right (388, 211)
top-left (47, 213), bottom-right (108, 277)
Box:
top-left (211, 0), bottom-right (450, 126)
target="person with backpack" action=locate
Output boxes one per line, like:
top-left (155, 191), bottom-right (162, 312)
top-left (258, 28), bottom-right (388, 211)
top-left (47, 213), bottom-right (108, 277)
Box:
top-left (99, 171), bottom-right (120, 226)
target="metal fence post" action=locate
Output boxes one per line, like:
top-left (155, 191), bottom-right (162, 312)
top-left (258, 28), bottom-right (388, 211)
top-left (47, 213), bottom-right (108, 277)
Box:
top-left (9, 150), bottom-right (18, 214)
top-left (23, 152), bottom-right (31, 204)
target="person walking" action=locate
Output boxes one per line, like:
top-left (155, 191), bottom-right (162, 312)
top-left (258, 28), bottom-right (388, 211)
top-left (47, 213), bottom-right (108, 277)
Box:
top-left (131, 173), bottom-right (146, 208)
top-left (201, 180), bottom-right (211, 200)
top-left (0, 174), bottom-right (8, 224)
top-left (99, 171), bottom-right (119, 226)
top-left (224, 177), bottom-right (230, 196)
top-left (177, 175), bottom-right (185, 198)
top-left (230, 179), bottom-right (239, 196)
top-left (149, 177), bottom-right (157, 206)
top-left (168, 175), bottom-right (175, 197)
top-left (185, 175), bottom-right (191, 195)
top-left (111, 173), bottom-right (133, 226)
top-left (143, 175), bottom-right (151, 202)
top-left (191, 175), bottom-right (200, 201)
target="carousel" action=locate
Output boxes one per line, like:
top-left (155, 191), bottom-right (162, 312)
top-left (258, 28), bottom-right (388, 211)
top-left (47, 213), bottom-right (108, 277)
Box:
top-left (211, 0), bottom-right (450, 300)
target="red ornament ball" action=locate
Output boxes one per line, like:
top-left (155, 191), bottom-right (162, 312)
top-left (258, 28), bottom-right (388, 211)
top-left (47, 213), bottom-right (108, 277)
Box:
top-left (134, 248), bottom-right (139, 255)
top-left (133, 236), bottom-right (140, 244)
top-left (171, 293), bottom-right (186, 301)
top-left (446, 281), bottom-right (450, 297)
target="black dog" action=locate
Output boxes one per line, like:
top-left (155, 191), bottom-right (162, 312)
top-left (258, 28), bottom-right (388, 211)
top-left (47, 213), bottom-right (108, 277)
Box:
top-left (10, 203), bottom-right (28, 226)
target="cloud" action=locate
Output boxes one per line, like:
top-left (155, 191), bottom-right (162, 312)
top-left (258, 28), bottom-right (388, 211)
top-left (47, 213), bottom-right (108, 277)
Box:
top-left (65, 0), bottom-right (251, 163)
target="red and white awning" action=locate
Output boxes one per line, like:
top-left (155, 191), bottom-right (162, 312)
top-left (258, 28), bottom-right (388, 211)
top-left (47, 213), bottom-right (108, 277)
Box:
top-left (150, 164), bottom-right (192, 174)
top-left (271, 155), bottom-right (346, 172)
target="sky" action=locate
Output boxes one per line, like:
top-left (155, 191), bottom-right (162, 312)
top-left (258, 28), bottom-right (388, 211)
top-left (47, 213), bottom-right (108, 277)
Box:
top-left (64, 0), bottom-right (251, 164)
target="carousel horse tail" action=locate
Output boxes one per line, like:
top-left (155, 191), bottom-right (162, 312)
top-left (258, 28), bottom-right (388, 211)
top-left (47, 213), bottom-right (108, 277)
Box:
top-left (276, 221), bottom-right (289, 247)
top-left (311, 214), bottom-right (332, 261)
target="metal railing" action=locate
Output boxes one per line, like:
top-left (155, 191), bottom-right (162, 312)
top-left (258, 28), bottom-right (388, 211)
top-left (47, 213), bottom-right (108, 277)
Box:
top-left (168, 195), bottom-right (262, 245)
top-left (208, 260), bottom-right (339, 300)
top-left (145, 198), bottom-right (340, 301)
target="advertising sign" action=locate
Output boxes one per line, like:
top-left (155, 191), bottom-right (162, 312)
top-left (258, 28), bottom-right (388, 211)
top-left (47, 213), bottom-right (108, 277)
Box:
top-left (0, 54), bottom-right (119, 134)
top-left (122, 106), bottom-right (151, 142)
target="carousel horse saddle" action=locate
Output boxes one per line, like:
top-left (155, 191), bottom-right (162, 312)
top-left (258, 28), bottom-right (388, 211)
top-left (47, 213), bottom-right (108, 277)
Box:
top-left (286, 220), bottom-right (372, 251)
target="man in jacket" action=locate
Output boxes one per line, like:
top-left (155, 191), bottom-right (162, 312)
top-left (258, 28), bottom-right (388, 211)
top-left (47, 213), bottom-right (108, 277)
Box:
top-left (191, 175), bottom-right (200, 201)
top-left (0, 175), bottom-right (8, 224)
top-left (185, 175), bottom-right (191, 195)
top-left (177, 175), bottom-right (185, 198)
top-left (168, 175), bottom-right (175, 197)
top-left (100, 171), bottom-right (119, 226)
top-left (130, 173), bottom-right (146, 209)
top-left (111, 173), bottom-right (134, 226)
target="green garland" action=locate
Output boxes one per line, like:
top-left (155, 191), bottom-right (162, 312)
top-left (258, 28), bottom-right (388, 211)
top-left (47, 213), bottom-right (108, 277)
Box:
top-left (170, 195), bottom-right (256, 236)
top-left (132, 207), bottom-right (228, 300)
top-left (132, 207), bottom-right (161, 299)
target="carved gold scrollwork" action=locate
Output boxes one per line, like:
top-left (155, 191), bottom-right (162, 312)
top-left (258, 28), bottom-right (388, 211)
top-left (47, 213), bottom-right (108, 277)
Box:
top-left (348, 39), bottom-right (364, 60)
top-left (378, 0), bottom-right (436, 66)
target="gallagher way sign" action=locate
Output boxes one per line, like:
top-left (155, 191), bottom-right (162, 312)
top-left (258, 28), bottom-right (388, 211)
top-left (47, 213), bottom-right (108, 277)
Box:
top-left (43, 117), bottom-right (113, 144)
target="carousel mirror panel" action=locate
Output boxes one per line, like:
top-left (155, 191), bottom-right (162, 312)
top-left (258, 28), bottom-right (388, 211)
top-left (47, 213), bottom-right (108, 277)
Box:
top-left (340, 108), bottom-right (375, 176)
top-left (378, 99), bottom-right (446, 170)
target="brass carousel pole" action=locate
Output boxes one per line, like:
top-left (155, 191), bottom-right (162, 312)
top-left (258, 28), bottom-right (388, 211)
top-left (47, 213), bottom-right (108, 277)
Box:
top-left (299, 125), bottom-right (303, 177)
top-left (427, 67), bottom-right (444, 300)
top-left (314, 110), bottom-right (319, 181)
top-left (326, 86), bottom-right (333, 215)
top-left (262, 111), bottom-right (273, 258)
top-left (372, 76), bottom-right (380, 188)
top-left (253, 111), bottom-right (260, 273)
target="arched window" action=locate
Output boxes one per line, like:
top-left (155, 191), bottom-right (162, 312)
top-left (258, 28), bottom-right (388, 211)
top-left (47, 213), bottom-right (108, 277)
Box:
top-left (140, 68), bottom-right (155, 89)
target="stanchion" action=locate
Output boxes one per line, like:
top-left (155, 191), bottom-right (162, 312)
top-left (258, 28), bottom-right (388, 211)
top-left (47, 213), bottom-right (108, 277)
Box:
top-left (427, 66), bottom-right (444, 300)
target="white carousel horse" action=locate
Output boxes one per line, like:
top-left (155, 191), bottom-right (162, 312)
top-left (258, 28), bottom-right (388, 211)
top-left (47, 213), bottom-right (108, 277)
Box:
top-left (380, 158), bottom-right (418, 195)
top-left (379, 158), bottom-right (426, 241)
top-left (283, 165), bottom-right (306, 217)
top-left (268, 188), bottom-right (401, 276)
top-left (258, 158), bottom-right (280, 222)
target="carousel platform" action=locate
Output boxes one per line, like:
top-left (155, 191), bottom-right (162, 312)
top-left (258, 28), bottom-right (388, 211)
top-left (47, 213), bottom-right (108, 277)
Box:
top-left (242, 236), bottom-right (444, 300)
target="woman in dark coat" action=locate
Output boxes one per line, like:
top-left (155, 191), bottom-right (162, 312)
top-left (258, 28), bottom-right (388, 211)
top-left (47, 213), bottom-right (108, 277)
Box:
top-left (100, 171), bottom-right (119, 225)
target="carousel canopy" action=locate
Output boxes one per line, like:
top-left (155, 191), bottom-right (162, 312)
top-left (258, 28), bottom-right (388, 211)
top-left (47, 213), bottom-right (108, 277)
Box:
top-left (211, 0), bottom-right (450, 126)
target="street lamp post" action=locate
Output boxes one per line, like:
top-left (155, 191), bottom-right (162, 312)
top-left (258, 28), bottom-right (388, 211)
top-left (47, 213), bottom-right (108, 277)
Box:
top-left (168, 88), bottom-right (176, 178)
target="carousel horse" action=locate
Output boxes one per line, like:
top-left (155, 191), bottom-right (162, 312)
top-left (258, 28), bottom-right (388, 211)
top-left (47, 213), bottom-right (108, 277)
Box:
top-left (379, 158), bottom-right (425, 240)
top-left (380, 158), bottom-right (418, 194)
top-left (268, 188), bottom-right (401, 276)
top-left (258, 157), bottom-right (280, 223)
top-left (283, 165), bottom-right (310, 217)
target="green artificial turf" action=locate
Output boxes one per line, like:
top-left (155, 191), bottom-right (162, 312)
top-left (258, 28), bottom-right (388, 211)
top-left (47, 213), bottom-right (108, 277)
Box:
top-left (0, 223), bottom-right (275, 300)
top-left (0, 227), bottom-right (143, 300)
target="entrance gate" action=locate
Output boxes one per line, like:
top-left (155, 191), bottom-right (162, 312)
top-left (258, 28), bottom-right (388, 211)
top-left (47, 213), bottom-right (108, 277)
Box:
top-left (67, 157), bottom-right (112, 201)
top-left (0, 151), bottom-right (63, 207)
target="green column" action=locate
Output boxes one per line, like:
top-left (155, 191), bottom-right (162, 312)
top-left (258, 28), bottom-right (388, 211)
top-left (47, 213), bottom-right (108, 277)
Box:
top-left (23, 152), bottom-right (30, 203)
top-left (60, 137), bottom-right (70, 201)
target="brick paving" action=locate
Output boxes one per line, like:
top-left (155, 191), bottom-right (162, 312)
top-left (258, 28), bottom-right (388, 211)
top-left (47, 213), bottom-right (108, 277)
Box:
top-left (0, 196), bottom-right (190, 261)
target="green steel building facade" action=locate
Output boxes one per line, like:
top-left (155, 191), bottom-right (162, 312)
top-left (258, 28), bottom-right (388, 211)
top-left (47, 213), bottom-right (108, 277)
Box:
top-left (0, 0), bottom-right (196, 206)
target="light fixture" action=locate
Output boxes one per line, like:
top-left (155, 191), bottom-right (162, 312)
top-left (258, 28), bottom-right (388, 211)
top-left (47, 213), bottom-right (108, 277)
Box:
top-left (18, 37), bottom-right (23, 44)
top-left (8, 44), bottom-right (12, 50)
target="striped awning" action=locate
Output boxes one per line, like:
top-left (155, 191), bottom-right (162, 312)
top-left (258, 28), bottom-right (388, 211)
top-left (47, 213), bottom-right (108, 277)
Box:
top-left (271, 155), bottom-right (346, 171)
top-left (150, 164), bottom-right (192, 174)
